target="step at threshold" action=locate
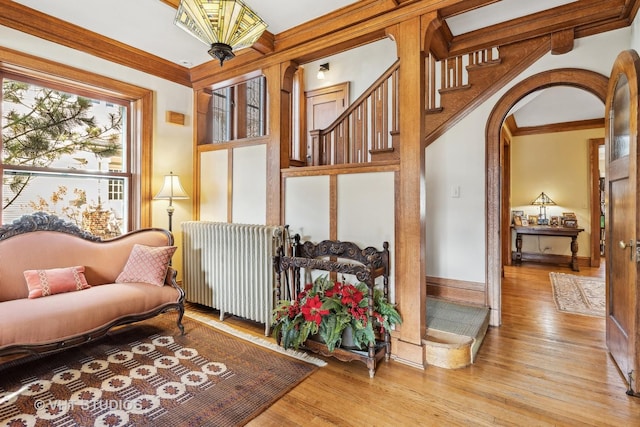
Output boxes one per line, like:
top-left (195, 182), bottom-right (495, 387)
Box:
top-left (424, 299), bottom-right (490, 369)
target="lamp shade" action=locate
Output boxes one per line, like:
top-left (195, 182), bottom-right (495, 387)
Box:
top-left (317, 63), bottom-right (329, 79)
top-left (531, 192), bottom-right (556, 206)
top-left (154, 173), bottom-right (189, 200)
top-left (174, 0), bottom-right (268, 66)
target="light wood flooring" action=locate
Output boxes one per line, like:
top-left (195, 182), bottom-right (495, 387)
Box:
top-left (190, 262), bottom-right (640, 426)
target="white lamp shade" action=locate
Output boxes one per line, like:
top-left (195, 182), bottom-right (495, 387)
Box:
top-left (155, 173), bottom-right (189, 200)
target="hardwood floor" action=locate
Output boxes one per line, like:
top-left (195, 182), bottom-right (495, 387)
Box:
top-left (191, 262), bottom-right (640, 426)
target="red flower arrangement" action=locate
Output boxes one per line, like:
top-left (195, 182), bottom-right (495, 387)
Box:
top-left (272, 276), bottom-right (401, 352)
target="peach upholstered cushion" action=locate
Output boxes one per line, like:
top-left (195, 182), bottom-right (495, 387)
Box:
top-left (0, 283), bottom-right (182, 349)
top-left (116, 244), bottom-right (176, 286)
top-left (24, 266), bottom-right (90, 299)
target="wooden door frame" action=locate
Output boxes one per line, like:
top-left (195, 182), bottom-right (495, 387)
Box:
top-left (486, 68), bottom-right (609, 326)
top-left (589, 138), bottom-right (605, 267)
top-left (501, 131), bottom-right (512, 267)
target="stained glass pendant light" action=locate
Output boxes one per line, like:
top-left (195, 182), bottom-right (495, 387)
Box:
top-left (175, 0), bottom-right (268, 66)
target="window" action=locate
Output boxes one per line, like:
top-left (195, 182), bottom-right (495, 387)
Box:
top-left (211, 75), bottom-right (266, 143)
top-left (1, 75), bottom-right (130, 237)
top-left (245, 77), bottom-right (265, 138)
top-left (212, 87), bottom-right (231, 142)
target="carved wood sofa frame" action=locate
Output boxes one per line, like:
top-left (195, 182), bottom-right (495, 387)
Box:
top-left (0, 212), bottom-right (185, 359)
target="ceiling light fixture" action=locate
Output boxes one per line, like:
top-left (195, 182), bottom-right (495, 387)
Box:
top-left (317, 63), bottom-right (329, 79)
top-left (174, 0), bottom-right (268, 67)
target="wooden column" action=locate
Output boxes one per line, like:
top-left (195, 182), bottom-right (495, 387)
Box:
top-left (264, 61), bottom-right (297, 226)
top-left (193, 89), bottom-right (212, 220)
top-left (387, 17), bottom-right (427, 368)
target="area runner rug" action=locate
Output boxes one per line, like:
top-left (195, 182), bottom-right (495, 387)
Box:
top-left (0, 314), bottom-right (317, 427)
top-left (549, 272), bottom-right (605, 317)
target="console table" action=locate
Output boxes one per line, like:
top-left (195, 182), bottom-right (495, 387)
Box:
top-left (512, 225), bottom-right (585, 271)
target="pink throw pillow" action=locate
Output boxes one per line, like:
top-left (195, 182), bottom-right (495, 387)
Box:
top-left (116, 244), bottom-right (177, 286)
top-left (24, 266), bottom-right (91, 299)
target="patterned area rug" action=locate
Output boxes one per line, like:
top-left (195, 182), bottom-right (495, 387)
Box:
top-left (0, 314), bottom-right (317, 427)
top-left (549, 272), bottom-right (605, 317)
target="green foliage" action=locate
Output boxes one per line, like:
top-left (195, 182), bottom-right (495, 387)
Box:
top-left (1, 80), bottom-right (123, 209)
top-left (272, 275), bottom-right (402, 352)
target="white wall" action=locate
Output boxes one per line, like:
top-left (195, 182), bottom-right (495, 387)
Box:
top-left (303, 38), bottom-right (397, 103)
top-left (337, 172), bottom-right (394, 246)
top-left (285, 175), bottom-right (331, 241)
top-left (426, 27), bottom-right (630, 283)
top-left (338, 172), bottom-right (395, 299)
top-left (199, 145), bottom-right (268, 225)
top-left (631, 10), bottom-right (640, 51)
top-left (0, 25), bottom-right (194, 279)
top-left (425, 105), bottom-right (487, 282)
top-left (200, 150), bottom-right (228, 221)
top-left (231, 145), bottom-right (267, 224)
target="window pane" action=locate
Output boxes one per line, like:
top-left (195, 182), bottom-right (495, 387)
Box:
top-left (212, 88), bottom-right (231, 142)
top-left (1, 75), bottom-right (131, 235)
top-left (209, 75), bottom-right (266, 143)
top-left (246, 77), bottom-right (265, 138)
top-left (2, 79), bottom-right (125, 172)
top-left (611, 74), bottom-right (630, 161)
top-left (2, 171), bottom-right (127, 238)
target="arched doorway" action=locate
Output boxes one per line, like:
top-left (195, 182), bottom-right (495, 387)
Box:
top-left (485, 68), bottom-right (609, 325)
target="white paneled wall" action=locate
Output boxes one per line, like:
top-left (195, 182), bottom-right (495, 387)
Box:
top-left (200, 150), bottom-right (228, 222)
top-left (199, 144), bottom-right (267, 224)
top-left (285, 175), bottom-right (331, 241)
top-left (232, 145), bottom-right (267, 224)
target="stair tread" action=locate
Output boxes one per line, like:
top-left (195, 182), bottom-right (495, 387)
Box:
top-left (426, 299), bottom-right (489, 338)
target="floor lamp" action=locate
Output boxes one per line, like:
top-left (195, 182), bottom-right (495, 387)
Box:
top-left (154, 172), bottom-right (189, 233)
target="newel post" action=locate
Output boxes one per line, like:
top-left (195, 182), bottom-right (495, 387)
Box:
top-left (385, 15), bottom-right (428, 369)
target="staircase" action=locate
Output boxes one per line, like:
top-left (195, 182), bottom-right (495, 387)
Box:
top-left (308, 35), bottom-right (551, 166)
top-left (307, 35), bottom-right (552, 368)
top-left (423, 299), bottom-right (490, 369)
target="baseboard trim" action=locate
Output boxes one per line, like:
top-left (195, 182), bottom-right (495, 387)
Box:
top-left (426, 276), bottom-right (486, 306)
top-left (511, 251), bottom-right (590, 269)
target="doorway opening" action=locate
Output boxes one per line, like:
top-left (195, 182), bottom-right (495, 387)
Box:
top-left (486, 68), bottom-right (609, 326)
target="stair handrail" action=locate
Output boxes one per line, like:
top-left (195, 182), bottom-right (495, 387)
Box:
top-left (309, 60), bottom-right (400, 166)
top-left (315, 59), bottom-right (400, 136)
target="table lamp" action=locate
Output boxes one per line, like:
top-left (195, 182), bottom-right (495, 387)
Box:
top-left (531, 192), bottom-right (555, 225)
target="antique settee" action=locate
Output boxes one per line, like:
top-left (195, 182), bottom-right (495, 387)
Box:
top-left (0, 212), bottom-right (185, 359)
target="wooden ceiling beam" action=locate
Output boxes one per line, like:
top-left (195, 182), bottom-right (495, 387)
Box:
top-left (511, 118), bottom-right (605, 136)
top-left (0, 0), bottom-right (192, 87)
top-left (439, 0), bottom-right (500, 18)
top-left (447, 0), bottom-right (628, 56)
